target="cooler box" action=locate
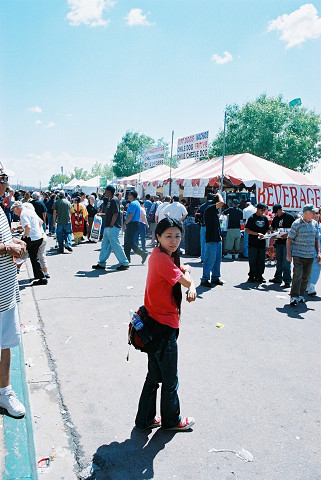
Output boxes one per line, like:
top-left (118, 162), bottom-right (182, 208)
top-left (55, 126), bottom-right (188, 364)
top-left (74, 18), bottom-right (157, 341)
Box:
top-left (184, 223), bottom-right (201, 256)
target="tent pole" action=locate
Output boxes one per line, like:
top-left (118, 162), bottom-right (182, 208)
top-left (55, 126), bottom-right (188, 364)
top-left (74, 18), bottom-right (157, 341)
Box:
top-left (169, 129), bottom-right (174, 197)
top-left (220, 110), bottom-right (227, 195)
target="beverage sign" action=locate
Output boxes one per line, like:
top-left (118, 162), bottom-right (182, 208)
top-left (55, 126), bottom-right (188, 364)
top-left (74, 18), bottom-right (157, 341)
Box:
top-left (144, 146), bottom-right (165, 168)
top-left (257, 184), bottom-right (321, 211)
top-left (177, 130), bottom-right (209, 161)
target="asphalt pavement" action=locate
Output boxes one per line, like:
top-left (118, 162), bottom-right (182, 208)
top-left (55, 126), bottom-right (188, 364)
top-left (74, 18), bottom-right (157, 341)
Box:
top-left (2, 235), bottom-right (320, 480)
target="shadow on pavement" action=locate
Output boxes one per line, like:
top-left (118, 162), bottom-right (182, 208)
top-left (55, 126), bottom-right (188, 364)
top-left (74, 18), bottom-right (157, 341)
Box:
top-left (18, 278), bottom-right (32, 291)
top-left (276, 304), bottom-right (316, 319)
top-left (85, 428), bottom-right (178, 480)
top-left (75, 270), bottom-right (114, 278)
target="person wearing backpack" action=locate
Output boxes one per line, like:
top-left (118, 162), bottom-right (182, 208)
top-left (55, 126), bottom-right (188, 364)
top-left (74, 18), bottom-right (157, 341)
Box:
top-left (135, 217), bottom-right (197, 432)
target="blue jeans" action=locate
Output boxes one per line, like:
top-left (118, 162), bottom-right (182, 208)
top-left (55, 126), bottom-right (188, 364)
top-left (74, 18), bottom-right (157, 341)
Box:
top-left (243, 230), bottom-right (249, 257)
top-left (307, 255), bottom-right (321, 293)
top-left (56, 223), bottom-right (72, 252)
top-left (201, 241), bottom-right (222, 282)
top-left (124, 222), bottom-right (145, 263)
top-left (200, 226), bottom-right (206, 261)
top-left (98, 226), bottom-right (129, 267)
top-left (47, 213), bottom-right (55, 234)
top-left (135, 330), bottom-right (180, 430)
top-left (134, 222), bottom-right (147, 252)
top-left (274, 243), bottom-right (291, 284)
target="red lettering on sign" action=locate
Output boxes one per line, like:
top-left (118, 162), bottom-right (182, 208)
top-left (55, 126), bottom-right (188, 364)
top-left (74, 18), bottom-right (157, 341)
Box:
top-left (267, 187), bottom-right (273, 206)
top-left (300, 188), bottom-right (307, 205)
top-left (282, 186), bottom-right (290, 208)
top-left (306, 188), bottom-right (314, 204)
top-left (289, 186), bottom-right (299, 209)
top-left (313, 188), bottom-right (321, 207)
top-left (273, 185), bottom-right (282, 204)
top-left (257, 188), bottom-right (266, 204)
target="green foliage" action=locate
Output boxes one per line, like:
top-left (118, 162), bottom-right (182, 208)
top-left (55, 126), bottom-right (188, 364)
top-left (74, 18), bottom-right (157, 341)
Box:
top-left (70, 167), bottom-right (90, 180)
top-left (209, 94), bottom-right (321, 172)
top-left (113, 131), bottom-right (154, 177)
top-left (48, 173), bottom-right (71, 189)
top-left (156, 137), bottom-right (179, 168)
top-left (89, 162), bottom-right (113, 180)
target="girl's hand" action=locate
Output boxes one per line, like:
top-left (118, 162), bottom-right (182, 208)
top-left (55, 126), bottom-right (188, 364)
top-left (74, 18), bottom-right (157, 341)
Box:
top-left (186, 289), bottom-right (196, 303)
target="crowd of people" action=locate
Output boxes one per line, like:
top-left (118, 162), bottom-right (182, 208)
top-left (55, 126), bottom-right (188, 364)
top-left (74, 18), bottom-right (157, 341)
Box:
top-left (0, 158), bottom-right (320, 429)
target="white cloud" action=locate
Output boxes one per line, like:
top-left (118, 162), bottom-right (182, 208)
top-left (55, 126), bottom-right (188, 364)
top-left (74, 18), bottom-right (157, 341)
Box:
top-left (211, 51), bottom-right (233, 64)
top-left (45, 122), bottom-right (56, 128)
top-left (66, 0), bottom-right (112, 27)
top-left (268, 3), bottom-right (321, 49)
top-left (28, 106), bottom-right (42, 113)
top-left (125, 8), bottom-right (155, 27)
top-left (35, 120), bottom-right (42, 125)
top-left (7, 152), bottom-right (102, 186)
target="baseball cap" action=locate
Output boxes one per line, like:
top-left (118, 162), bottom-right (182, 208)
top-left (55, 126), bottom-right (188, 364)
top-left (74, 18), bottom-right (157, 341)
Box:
top-left (272, 204), bottom-right (282, 213)
top-left (303, 204), bottom-right (318, 213)
top-left (0, 160), bottom-right (15, 177)
top-left (256, 203), bottom-right (267, 210)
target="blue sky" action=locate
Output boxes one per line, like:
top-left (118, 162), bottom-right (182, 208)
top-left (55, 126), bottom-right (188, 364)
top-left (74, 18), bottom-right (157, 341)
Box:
top-left (1, 0), bottom-right (321, 187)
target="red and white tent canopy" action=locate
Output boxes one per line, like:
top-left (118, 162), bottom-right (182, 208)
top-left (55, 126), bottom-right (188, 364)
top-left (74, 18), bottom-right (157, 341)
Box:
top-left (120, 164), bottom-right (171, 186)
top-left (164, 153), bottom-right (317, 188)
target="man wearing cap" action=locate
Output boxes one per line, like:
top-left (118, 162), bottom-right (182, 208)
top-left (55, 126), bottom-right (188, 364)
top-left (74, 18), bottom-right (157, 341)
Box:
top-left (53, 190), bottom-right (73, 253)
top-left (0, 161), bottom-right (27, 418)
top-left (286, 204), bottom-right (321, 306)
top-left (92, 186), bottom-right (129, 271)
top-left (223, 199), bottom-right (243, 260)
top-left (270, 204), bottom-right (294, 287)
top-left (31, 191), bottom-right (47, 232)
top-left (245, 203), bottom-right (270, 283)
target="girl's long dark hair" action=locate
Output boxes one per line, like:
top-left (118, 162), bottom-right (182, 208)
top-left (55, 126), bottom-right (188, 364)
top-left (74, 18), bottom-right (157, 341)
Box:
top-left (155, 218), bottom-right (183, 314)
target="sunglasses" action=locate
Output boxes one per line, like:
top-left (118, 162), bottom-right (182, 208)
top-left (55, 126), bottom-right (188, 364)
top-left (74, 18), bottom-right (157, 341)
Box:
top-left (0, 175), bottom-right (9, 184)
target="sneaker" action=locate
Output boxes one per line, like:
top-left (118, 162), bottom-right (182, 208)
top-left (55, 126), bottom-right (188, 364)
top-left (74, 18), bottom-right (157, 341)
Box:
top-left (298, 296), bottom-right (305, 303)
top-left (0, 389), bottom-right (26, 418)
top-left (65, 246), bottom-right (73, 252)
top-left (290, 297), bottom-right (298, 306)
top-left (166, 416), bottom-right (195, 431)
top-left (33, 278), bottom-right (48, 286)
top-left (282, 283), bottom-right (291, 288)
top-left (200, 280), bottom-right (212, 288)
top-left (116, 265), bottom-right (129, 271)
top-left (225, 254), bottom-right (233, 259)
top-left (149, 416), bottom-right (162, 429)
top-left (92, 264), bottom-right (105, 270)
top-left (270, 278), bottom-right (282, 284)
top-left (307, 291), bottom-right (317, 296)
top-left (141, 252), bottom-right (148, 265)
top-left (234, 254), bottom-right (239, 260)
top-left (45, 273), bottom-right (50, 278)
top-left (247, 276), bottom-right (256, 282)
top-left (211, 279), bottom-right (224, 286)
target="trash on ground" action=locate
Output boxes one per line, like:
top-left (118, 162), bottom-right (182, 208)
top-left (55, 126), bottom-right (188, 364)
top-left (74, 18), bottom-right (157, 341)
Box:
top-left (127, 285), bottom-right (134, 289)
top-left (37, 457), bottom-right (50, 472)
top-left (25, 358), bottom-right (34, 367)
top-left (216, 323), bottom-right (224, 328)
top-left (209, 447), bottom-right (253, 462)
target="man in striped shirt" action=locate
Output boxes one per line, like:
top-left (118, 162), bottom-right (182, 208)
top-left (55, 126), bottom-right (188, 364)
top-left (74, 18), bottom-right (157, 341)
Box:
top-left (0, 161), bottom-right (27, 418)
top-left (287, 204), bottom-right (321, 306)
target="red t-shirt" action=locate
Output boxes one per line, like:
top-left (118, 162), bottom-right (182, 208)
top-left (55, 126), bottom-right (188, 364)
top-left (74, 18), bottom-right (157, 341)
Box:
top-left (144, 247), bottom-right (183, 329)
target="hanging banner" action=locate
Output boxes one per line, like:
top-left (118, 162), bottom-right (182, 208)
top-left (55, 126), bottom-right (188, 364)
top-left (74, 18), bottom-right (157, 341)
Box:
top-left (163, 182), bottom-right (179, 197)
top-left (144, 146), bottom-right (165, 168)
top-left (177, 130), bottom-right (209, 162)
top-left (144, 185), bottom-right (157, 196)
top-left (183, 185), bottom-right (206, 198)
top-left (257, 184), bottom-right (321, 211)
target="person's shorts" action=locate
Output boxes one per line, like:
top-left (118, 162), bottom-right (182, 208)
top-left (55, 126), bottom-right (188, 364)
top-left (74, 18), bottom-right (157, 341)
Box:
top-left (0, 304), bottom-right (20, 359)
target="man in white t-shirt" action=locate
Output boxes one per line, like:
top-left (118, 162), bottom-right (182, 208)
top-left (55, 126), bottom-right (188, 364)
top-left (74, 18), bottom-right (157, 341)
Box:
top-left (11, 202), bottom-right (47, 285)
top-left (242, 202), bottom-right (256, 258)
top-left (0, 161), bottom-right (27, 418)
top-left (162, 196), bottom-right (188, 223)
top-left (155, 196), bottom-right (171, 223)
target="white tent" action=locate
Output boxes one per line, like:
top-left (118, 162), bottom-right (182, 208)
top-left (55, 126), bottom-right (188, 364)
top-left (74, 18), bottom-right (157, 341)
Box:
top-left (64, 178), bottom-right (84, 188)
top-left (80, 176), bottom-right (101, 194)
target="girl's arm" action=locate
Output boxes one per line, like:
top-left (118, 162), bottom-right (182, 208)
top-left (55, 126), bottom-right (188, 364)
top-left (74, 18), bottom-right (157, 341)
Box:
top-left (178, 271), bottom-right (196, 302)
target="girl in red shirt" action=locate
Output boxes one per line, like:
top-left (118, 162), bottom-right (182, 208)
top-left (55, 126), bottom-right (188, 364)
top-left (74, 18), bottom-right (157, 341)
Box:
top-left (135, 217), bottom-right (197, 431)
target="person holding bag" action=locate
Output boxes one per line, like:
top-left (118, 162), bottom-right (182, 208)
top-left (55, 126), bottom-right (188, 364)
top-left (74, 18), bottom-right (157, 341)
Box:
top-left (135, 217), bottom-right (197, 432)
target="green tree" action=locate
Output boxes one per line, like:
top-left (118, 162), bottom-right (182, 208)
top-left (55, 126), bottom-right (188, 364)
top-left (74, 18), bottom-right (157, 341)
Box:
top-left (70, 167), bottom-right (90, 180)
top-left (155, 137), bottom-right (179, 168)
top-left (209, 94), bottom-right (321, 172)
top-left (48, 173), bottom-right (71, 189)
top-left (113, 131), bottom-right (154, 177)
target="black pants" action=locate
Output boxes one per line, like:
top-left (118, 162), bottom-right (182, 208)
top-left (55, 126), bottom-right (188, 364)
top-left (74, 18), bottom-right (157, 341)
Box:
top-left (124, 222), bottom-right (145, 262)
top-left (248, 247), bottom-right (266, 279)
top-left (24, 237), bottom-right (44, 279)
